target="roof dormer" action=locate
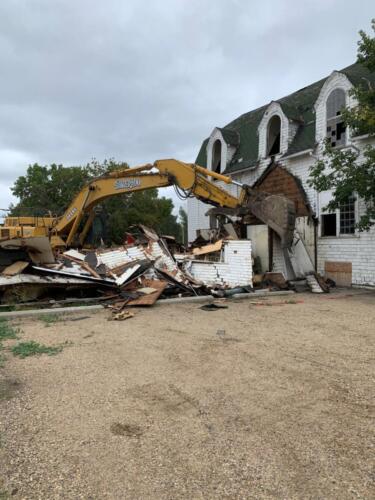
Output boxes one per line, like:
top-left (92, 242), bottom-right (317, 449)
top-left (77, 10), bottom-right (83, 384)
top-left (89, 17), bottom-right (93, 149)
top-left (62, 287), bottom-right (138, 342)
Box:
top-left (206, 127), bottom-right (240, 174)
top-left (314, 71), bottom-right (354, 145)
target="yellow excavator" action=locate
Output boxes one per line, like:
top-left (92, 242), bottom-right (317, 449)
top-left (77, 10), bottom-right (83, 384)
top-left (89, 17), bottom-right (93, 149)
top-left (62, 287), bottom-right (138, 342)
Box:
top-left (0, 159), bottom-right (296, 249)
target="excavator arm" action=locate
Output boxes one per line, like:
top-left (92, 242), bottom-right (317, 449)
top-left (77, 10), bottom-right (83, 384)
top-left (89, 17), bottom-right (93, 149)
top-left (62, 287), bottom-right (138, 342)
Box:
top-left (53, 159), bottom-right (295, 248)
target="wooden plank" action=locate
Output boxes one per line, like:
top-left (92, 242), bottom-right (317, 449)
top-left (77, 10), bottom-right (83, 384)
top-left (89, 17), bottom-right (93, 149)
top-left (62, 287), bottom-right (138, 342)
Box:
top-left (137, 287), bottom-right (158, 294)
top-left (126, 279), bottom-right (167, 306)
top-left (192, 240), bottom-right (223, 256)
top-left (80, 261), bottom-right (102, 279)
top-left (264, 272), bottom-right (288, 289)
top-left (2, 261), bottom-right (29, 276)
top-left (324, 261), bottom-right (352, 273)
top-left (63, 249), bottom-right (85, 261)
top-left (63, 253), bottom-right (101, 279)
top-left (324, 261), bottom-right (352, 287)
top-left (252, 274), bottom-right (264, 285)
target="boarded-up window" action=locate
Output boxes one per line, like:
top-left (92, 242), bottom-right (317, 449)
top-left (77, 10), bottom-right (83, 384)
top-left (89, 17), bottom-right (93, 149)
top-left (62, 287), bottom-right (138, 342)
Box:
top-left (326, 89), bottom-right (346, 147)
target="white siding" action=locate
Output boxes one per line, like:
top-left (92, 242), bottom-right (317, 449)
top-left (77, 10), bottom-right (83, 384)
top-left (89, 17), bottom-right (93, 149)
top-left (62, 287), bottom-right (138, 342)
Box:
top-left (187, 196), bottom-right (211, 242)
top-left (187, 240), bottom-right (253, 287)
top-left (317, 231), bottom-right (375, 286)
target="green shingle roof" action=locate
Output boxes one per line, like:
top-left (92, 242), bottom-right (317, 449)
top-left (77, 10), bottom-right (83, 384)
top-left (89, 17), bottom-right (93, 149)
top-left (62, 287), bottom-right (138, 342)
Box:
top-left (217, 127), bottom-right (240, 146)
top-left (195, 62), bottom-right (375, 174)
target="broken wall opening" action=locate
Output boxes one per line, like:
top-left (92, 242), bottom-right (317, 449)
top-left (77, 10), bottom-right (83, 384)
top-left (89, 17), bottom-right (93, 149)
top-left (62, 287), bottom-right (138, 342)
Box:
top-left (246, 224), bottom-right (269, 273)
top-left (245, 163), bottom-right (316, 278)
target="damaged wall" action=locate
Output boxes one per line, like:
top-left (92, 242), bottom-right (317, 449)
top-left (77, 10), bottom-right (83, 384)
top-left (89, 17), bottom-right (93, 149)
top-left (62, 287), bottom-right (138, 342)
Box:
top-left (186, 240), bottom-right (252, 288)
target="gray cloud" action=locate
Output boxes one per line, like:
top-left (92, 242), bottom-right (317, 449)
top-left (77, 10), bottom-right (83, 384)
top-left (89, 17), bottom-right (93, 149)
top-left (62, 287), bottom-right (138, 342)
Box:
top-left (0, 0), bottom-right (374, 212)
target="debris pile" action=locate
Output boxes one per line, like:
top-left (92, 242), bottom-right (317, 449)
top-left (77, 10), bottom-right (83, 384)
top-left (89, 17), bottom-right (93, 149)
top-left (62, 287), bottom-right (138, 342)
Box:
top-left (0, 226), bottom-right (200, 308)
top-left (0, 223), bottom-right (334, 311)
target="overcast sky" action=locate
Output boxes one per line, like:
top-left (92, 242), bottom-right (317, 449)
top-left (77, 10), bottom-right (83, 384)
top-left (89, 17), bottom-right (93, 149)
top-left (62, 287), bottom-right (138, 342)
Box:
top-left (0, 0), bottom-right (374, 215)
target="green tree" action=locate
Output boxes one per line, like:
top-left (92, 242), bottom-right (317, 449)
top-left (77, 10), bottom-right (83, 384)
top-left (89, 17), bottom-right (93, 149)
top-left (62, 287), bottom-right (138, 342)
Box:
top-left (10, 159), bottom-right (182, 244)
top-left (10, 163), bottom-right (91, 217)
top-left (308, 20), bottom-right (375, 230)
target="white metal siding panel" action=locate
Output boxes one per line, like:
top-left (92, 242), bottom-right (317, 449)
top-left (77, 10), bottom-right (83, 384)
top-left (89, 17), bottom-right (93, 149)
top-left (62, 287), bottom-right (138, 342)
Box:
top-left (188, 240), bottom-right (253, 287)
top-left (96, 247), bottom-right (145, 269)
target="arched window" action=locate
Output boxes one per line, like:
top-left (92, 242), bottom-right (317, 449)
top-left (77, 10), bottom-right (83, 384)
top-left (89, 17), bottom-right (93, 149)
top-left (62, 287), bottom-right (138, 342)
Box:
top-left (326, 88), bottom-right (346, 147)
top-left (267, 115), bottom-right (281, 156)
top-left (212, 139), bottom-right (222, 173)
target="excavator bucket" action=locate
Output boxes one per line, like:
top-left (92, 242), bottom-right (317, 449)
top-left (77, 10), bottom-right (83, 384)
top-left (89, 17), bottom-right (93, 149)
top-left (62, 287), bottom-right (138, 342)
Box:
top-left (243, 188), bottom-right (296, 248)
top-left (206, 187), bottom-right (296, 249)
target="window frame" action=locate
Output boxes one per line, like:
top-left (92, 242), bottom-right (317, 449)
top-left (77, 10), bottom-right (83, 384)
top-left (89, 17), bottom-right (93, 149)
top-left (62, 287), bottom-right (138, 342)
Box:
top-left (339, 195), bottom-right (357, 235)
top-left (319, 193), bottom-right (359, 238)
top-left (326, 88), bottom-right (347, 148)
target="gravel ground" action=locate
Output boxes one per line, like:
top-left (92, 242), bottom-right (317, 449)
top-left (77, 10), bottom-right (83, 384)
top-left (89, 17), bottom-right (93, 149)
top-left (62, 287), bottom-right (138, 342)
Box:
top-left (0, 289), bottom-right (374, 499)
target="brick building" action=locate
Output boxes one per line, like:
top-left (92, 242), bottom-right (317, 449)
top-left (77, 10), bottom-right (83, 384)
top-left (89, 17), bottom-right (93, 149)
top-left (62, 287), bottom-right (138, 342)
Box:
top-left (188, 62), bottom-right (375, 286)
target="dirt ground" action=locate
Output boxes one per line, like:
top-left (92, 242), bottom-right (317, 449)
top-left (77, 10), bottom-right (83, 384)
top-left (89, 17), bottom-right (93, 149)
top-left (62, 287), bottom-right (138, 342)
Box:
top-left (0, 289), bottom-right (374, 499)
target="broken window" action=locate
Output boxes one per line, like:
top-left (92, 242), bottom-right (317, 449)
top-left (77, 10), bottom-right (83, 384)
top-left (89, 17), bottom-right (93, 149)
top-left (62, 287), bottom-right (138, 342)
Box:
top-left (339, 195), bottom-right (356, 234)
top-left (321, 213), bottom-right (337, 236)
top-left (212, 139), bottom-right (222, 174)
top-left (326, 88), bottom-right (346, 147)
top-left (267, 115), bottom-right (281, 156)
top-left (320, 194), bottom-right (356, 237)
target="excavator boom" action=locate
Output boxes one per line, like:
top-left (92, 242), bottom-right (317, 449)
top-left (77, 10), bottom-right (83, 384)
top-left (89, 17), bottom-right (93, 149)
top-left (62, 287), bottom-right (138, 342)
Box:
top-left (4, 159), bottom-right (296, 248)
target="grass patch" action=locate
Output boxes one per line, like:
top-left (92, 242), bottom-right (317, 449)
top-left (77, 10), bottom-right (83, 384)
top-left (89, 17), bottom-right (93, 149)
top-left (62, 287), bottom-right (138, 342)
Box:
top-left (11, 341), bottom-right (62, 358)
top-left (40, 313), bottom-right (60, 327)
top-left (0, 305), bottom-right (15, 312)
top-left (0, 319), bottom-right (18, 341)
